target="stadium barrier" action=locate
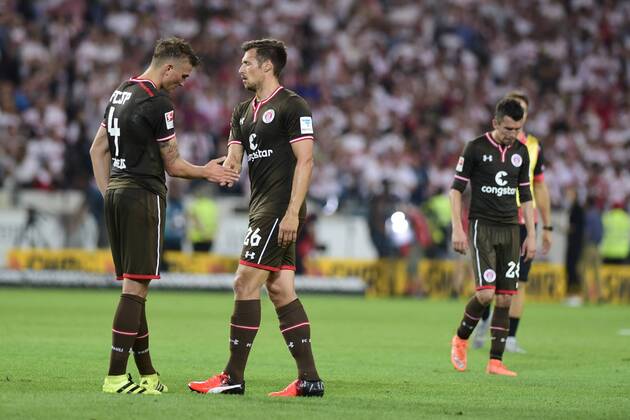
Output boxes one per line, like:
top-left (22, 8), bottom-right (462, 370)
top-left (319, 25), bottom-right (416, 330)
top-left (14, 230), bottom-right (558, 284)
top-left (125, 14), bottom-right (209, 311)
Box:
top-left (4, 248), bottom-right (630, 303)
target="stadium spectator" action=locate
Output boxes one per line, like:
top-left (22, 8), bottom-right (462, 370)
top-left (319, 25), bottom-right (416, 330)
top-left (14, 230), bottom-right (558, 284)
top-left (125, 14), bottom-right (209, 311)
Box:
top-left (565, 187), bottom-right (585, 307)
top-left (600, 201), bottom-right (630, 264)
top-left (186, 183), bottom-right (219, 252)
top-left (1, 0), bottom-right (628, 221)
top-left (582, 195), bottom-right (604, 302)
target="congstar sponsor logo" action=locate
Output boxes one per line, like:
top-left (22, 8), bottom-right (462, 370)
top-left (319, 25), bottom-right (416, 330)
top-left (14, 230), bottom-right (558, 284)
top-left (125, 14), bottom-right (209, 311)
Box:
top-left (481, 171), bottom-right (516, 197)
top-left (248, 149), bottom-right (273, 162)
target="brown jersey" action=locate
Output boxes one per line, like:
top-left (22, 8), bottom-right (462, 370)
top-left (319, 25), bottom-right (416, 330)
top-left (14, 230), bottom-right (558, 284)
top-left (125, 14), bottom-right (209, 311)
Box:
top-left (101, 77), bottom-right (175, 199)
top-left (228, 87), bottom-right (314, 218)
top-left (451, 132), bottom-right (532, 225)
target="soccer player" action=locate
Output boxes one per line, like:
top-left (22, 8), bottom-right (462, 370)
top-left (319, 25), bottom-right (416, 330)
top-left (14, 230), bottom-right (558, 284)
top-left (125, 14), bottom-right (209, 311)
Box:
top-left (449, 98), bottom-right (536, 376)
top-left (472, 91), bottom-right (553, 353)
top-left (90, 37), bottom-right (240, 395)
top-left (188, 39), bottom-right (324, 397)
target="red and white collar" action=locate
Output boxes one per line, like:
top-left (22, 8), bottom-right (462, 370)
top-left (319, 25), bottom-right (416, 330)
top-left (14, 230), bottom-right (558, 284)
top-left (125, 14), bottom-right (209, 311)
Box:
top-left (252, 86), bottom-right (283, 122)
top-left (129, 77), bottom-right (157, 89)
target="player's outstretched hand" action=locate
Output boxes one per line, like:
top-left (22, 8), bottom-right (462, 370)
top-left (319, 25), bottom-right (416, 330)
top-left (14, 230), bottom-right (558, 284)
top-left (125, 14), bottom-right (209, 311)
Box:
top-left (452, 229), bottom-right (468, 255)
top-left (522, 234), bottom-right (536, 261)
top-left (278, 213), bottom-right (298, 248)
top-left (204, 156), bottom-right (240, 185)
top-left (219, 155), bottom-right (242, 187)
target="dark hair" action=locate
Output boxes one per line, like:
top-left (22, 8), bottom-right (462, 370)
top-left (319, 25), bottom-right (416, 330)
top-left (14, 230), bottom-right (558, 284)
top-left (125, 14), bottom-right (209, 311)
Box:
top-left (505, 90), bottom-right (529, 108)
top-left (241, 38), bottom-right (287, 77)
top-left (495, 98), bottom-right (524, 122)
top-left (153, 37), bottom-right (200, 67)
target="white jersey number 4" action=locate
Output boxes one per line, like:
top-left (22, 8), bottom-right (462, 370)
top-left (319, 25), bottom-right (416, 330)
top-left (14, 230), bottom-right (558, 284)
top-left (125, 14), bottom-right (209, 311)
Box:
top-left (107, 106), bottom-right (126, 169)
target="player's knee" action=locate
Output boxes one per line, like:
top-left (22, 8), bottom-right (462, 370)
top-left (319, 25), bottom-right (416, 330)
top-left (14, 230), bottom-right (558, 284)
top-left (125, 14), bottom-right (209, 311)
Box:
top-left (475, 289), bottom-right (495, 306)
top-left (233, 274), bottom-right (259, 299)
top-left (495, 294), bottom-right (512, 308)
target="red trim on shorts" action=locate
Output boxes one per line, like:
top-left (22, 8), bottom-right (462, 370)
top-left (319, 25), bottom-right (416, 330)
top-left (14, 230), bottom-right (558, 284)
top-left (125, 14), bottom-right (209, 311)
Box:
top-left (239, 260), bottom-right (280, 272)
top-left (475, 285), bottom-right (496, 291)
top-left (122, 273), bottom-right (160, 280)
top-left (279, 265), bottom-right (296, 271)
top-left (496, 289), bottom-right (518, 295)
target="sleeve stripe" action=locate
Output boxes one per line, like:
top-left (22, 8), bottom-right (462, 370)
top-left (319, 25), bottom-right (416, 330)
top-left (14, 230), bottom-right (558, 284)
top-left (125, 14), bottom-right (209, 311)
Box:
top-left (289, 135), bottom-right (314, 144)
top-left (100, 121), bottom-right (106, 128)
top-left (519, 182), bottom-right (531, 186)
top-left (454, 175), bottom-right (470, 182)
top-left (227, 140), bottom-right (242, 146)
top-left (534, 173), bottom-right (545, 182)
top-left (156, 133), bottom-right (176, 142)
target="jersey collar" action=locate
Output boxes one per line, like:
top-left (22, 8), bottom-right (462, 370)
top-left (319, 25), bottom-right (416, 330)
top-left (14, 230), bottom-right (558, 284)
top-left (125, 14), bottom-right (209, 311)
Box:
top-left (251, 86), bottom-right (283, 122)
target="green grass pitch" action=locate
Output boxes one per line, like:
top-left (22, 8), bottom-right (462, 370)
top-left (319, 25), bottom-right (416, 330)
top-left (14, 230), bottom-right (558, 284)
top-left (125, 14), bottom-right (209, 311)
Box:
top-left (1, 287), bottom-right (629, 419)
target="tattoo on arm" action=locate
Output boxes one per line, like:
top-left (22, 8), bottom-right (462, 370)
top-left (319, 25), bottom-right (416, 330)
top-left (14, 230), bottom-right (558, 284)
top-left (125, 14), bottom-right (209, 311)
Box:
top-left (159, 140), bottom-right (180, 166)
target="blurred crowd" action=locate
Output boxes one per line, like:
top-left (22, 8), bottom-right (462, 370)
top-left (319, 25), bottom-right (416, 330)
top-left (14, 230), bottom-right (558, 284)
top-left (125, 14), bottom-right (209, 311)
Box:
top-left (1, 0), bottom-right (629, 214)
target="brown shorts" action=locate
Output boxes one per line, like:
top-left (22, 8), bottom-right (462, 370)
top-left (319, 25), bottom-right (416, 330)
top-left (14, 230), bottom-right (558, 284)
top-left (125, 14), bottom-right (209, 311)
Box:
top-left (468, 219), bottom-right (521, 295)
top-left (239, 214), bottom-right (301, 272)
top-left (105, 187), bottom-right (165, 281)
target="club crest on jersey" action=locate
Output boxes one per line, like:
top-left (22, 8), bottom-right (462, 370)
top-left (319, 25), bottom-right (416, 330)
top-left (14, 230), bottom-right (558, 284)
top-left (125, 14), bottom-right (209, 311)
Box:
top-left (262, 109), bottom-right (275, 124)
top-left (456, 157), bottom-right (464, 172)
top-left (164, 110), bottom-right (174, 130)
top-left (511, 154), bottom-right (523, 167)
top-left (483, 154), bottom-right (493, 162)
top-left (483, 269), bottom-right (496, 283)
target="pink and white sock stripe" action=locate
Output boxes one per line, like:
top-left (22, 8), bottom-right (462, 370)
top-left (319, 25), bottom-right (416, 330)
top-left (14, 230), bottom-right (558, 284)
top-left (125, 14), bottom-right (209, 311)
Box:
top-left (464, 312), bottom-right (481, 321)
top-left (490, 326), bottom-right (509, 332)
top-left (112, 328), bottom-right (138, 336)
top-left (230, 323), bottom-right (260, 331)
top-left (281, 322), bottom-right (310, 334)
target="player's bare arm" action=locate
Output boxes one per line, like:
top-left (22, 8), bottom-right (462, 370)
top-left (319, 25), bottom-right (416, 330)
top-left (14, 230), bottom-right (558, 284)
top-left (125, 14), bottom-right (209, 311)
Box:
top-left (159, 137), bottom-right (240, 184)
top-left (534, 180), bottom-right (552, 254)
top-left (220, 143), bottom-right (244, 187)
top-left (521, 200), bottom-right (537, 261)
top-left (449, 189), bottom-right (468, 255)
top-left (89, 125), bottom-right (111, 196)
top-left (278, 140), bottom-right (313, 248)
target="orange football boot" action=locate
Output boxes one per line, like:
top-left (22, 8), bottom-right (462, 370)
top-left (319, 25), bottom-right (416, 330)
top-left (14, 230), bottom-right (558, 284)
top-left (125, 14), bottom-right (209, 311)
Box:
top-left (451, 335), bottom-right (468, 372)
top-left (268, 379), bottom-right (324, 397)
top-left (188, 372), bottom-right (244, 394)
top-left (486, 359), bottom-right (517, 376)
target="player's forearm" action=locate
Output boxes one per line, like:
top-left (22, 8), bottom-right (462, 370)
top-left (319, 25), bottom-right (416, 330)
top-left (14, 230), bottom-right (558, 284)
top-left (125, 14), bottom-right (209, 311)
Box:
top-left (522, 201), bottom-right (536, 236)
top-left (286, 156), bottom-right (313, 216)
top-left (449, 189), bottom-right (465, 233)
top-left (166, 158), bottom-right (205, 179)
top-left (89, 128), bottom-right (111, 196)
top-left (91, 151), bottom-right (111, 196)
top-left (227, 144), bottom-right (244, 164)
top-left (534, 181), bottom-right (551, 226)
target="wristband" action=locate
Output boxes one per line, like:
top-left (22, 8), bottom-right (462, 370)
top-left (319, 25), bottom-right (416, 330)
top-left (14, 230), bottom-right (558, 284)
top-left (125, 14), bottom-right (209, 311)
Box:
top-left (542, 226), bottom-right (553, 231)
